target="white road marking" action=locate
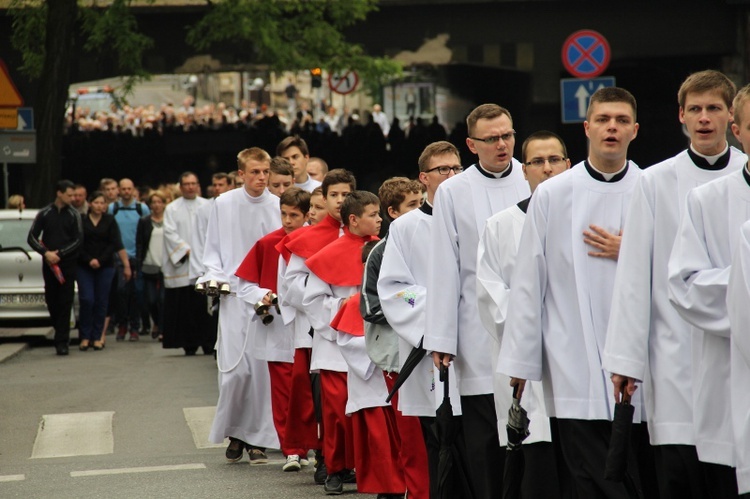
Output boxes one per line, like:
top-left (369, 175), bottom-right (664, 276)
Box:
top-left (71, 463), bottom-right (206, 477)
top-left (0, 474), bottom-right (25, 482)
top-left (31, 412), bottom-right (114, 459)
top-left (183, 407), bottom-right (226, 449)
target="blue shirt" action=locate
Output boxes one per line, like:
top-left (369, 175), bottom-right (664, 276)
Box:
top-left (108, 200), bottom-right (150, 258)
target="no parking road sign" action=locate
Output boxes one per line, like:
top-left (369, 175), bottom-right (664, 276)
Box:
top-left (328, 70), bottom-right (359, 95)
top-left (562, 30), bottom-right (611, 79)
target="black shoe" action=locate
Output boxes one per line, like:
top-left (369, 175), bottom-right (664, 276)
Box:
top-left (324, 472), bottom-right (344, 495)
top-left (55, 344), bottom-right (69, 356)
top-left (341, 468), bottom-right (356, 484)
top-left (314, 456), bottom-right (327, 485)
top-left (225, 438), bottom-right (245, 462)
top-left (202, 347), bottom-right (215, 356)
top-left (184, 347), bottom-right (197, 356)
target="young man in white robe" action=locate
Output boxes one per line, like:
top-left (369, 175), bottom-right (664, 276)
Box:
top-left (189, 172), bottom-right (232, 283)
top-left (199, 147), bottom-right (281, 463)
top-left (498, 87), bottom-right (642, 498)
top-left (476, 131), bottom-right (571, 498)
top-left (668, 84), bottom-right (750, 498)
top-left (378, 141), bottom-right (464, 497)
top-left (424, 104), bottom-right (529, 499)
top-left (161, 172), bottom-right (210, 354)
top-left (278, 135), bottom-right (322, 192)
top-left (728, 221), bottom-right (750, 498)
top-left (602, 70), bottom-right (745, 499)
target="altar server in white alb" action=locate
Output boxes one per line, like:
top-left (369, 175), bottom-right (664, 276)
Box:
top-left (602, 70), bottom-right (745, 499)
top-left (377, 140), bottom-right (464, 496)
top-left (728, 220), bottom-right (750, 498)
top-left (498, 87), bottom-right (642, 498)
top-left (199, 147), bottom-right (281, 463)
top-left (477, 130), bottom-right (571, 498)
top-left (668, 84), bottom-right (750, 498)
top-left (189, 172), bottom-right (232, 283)
top-left (424, 104), bottom-right (529, 499)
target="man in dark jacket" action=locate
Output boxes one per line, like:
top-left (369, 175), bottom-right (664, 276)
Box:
top-left (27, 179), bottom-right (83, 355)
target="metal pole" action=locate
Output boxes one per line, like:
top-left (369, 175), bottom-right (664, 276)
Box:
top-left (3, 162), bottom-right (8, 208)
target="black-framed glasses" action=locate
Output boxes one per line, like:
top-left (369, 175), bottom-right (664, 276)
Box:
top-left (524, 156), bottom-right (567, 168)
top-left (469, 131), bottom-right (516, 144)
top-left (425, 165), bottom-right (464, 175)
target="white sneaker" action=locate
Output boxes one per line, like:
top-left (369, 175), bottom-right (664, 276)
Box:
top-left (283, 454), bottom-right (301, 472)
top-left (300, 457), bottom-right (310, 467)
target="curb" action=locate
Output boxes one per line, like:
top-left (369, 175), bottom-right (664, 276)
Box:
top-left (0, 343), bottom-right (28, 364)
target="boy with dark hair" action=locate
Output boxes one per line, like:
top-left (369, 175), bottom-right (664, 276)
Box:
top-left (236, 187), bottom-right (311, 472)
top-left (277, 135), bottom-right (321, 192)
top-left (268, 157), bottom-right (295, 197)
top-left (306, 191), bottom-right (405, 496)
top-left (278, 168), bottom-right (357, 486)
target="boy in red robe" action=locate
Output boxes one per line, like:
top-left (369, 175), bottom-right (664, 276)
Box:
top-left (278, 169), bottom-right (358, 486)
top-left (235, 187), bottom-right (311, 471)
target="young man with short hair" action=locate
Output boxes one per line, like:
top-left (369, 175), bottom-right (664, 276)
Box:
top-left (499, 87), bottom-right (642, 497)
top-left (378, 141), bottom-right (463, 497)
top-left (424, 104), bottom-right (529, 498)
top-left (477, 131), bottom-right (570, 498)
top-left (200, 147), bottom-right (281, 464)
top-left (307, 187), bottom-right (327, 226)
top-left (277, 135), bottom-right (322, 192)
top-left (268, 157), bottom-right (295, 197)
top-left (307, 157), bottom-right (329, 182)
top-left (603, 70), bottom-right (745, 499)
top-left (667, 83), bottom-right (750, 498)
top-left (236, 187), bottom-right (311, 473)
top-left (27, 179), bottom-right (83, 356)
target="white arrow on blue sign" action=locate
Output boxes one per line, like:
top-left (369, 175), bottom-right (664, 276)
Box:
top-left (560, 77), bottom-right (616, 124)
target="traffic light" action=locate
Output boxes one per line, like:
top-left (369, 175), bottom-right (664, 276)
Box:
top-left (310, 68), bottom-right (322, 88)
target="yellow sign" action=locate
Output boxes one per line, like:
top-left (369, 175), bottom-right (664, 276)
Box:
top-left (0, 108), bottom-right (18, 129)
top-left (0, 59), bottom-right (24, 107)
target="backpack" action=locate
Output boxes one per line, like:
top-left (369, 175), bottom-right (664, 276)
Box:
top-left (112, 201), bottom-right (143, 216)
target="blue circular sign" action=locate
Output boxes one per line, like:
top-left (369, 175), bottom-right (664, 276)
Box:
top-left (562, 30), bottom-right (611, 78)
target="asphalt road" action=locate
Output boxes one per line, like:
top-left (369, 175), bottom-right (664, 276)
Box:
top-left (0, 336), bottom-right (375, 498)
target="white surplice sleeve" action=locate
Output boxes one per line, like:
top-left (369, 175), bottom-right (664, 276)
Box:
top-left (163, 202), bottom-right (189, 266)
top-left (423, 187), bottom-right (460, 355)
top-left (303, 272), bottom-right (345, 342)
top-left (337, 332), bottom-right (377, 381)
top-left (602, 177), bottom-right (656, 381)
top-left (730, 222), bottom-right (750, 365)
top-left (668, 189), bottom-right (731, 338)
top-left (199, 199), bottom-right (230, 285)
top-left (497, 194), bottom-right (547, 381)
top-left (476, 216), bottom-right (513, 345)
top-left (378, 221), bottom-right (426, 349)
top-left (281, 254), bottom-right (309, 313)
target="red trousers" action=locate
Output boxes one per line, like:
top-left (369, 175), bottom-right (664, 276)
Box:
top-left (385, 372), bottom-right (431, 499)
top-left (351, 404), bottom-right (406, 494)
top-left (320, 369), bottom-right (354, 474)
top-left (267, 360), bottom-right (306, 457)
top-left (283, 348), bottom-right (322, 451)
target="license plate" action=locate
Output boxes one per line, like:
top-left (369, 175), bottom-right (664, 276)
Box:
top-left (0, 294), bottom-right (46, 306)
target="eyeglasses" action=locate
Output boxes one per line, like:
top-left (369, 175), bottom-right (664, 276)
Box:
top-left (524, 156), bottom-right (567, 168)
top-left (469, 131), bottom-right (516, 145)
top-left (425, 165), bottom-right (464, 175)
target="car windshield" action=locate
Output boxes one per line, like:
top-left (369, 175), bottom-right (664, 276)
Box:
top-left (0, 219), bottom-right (32, 251)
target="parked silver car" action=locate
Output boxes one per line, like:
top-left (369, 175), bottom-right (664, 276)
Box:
top-left (0, 209), bottom-right (78, 325)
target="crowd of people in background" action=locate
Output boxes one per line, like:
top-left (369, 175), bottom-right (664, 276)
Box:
top-left (22, 68), bottom-right (750, 499)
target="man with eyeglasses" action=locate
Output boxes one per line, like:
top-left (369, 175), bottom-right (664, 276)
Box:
top-left (498, 87), bottom-right (643, 497)
top-left (424, 105), bottom-right (529, 498)
top-left (161, 171), bottom-right (210, 355)
top-left (476, 130), bottom-right (571, 498)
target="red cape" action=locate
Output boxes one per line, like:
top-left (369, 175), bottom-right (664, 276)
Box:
top-left (235, 227), bottom-right (286, 292)
top-left (330, 292), bottom-right (364, 337)
top-left (275, 226), bottom-right (311, 264)
top-left (306, 229), bottom-right (378, 287)
top-left (284, 214), bottom-right (341, 260)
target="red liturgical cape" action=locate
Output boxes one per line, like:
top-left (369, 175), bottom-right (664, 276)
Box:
top-left (235, 227), bottom-right (286, 292)
top-left (306, 229), bottom-right (378, 287)
top-left (284, 214), bottom-right (341, 260)
top-left (330, 292), bottom-right (364, 337)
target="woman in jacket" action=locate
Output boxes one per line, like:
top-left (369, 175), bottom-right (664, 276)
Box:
top-left (77, 191), bottom-right (131, 350)
top-left (136, 190), bottom-right (167, 341)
